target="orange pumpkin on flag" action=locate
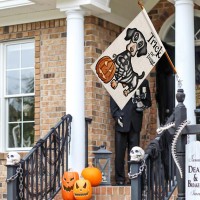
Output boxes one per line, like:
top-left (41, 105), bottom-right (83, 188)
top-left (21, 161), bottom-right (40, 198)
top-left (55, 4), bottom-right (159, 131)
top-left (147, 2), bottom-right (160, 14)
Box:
top-left (95, 56), bottom-right (116, 83)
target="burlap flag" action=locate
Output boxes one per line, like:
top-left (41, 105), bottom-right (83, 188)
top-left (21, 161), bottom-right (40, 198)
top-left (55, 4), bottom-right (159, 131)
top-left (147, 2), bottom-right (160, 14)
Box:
top-left (91, 8), bottom-right (166, 109)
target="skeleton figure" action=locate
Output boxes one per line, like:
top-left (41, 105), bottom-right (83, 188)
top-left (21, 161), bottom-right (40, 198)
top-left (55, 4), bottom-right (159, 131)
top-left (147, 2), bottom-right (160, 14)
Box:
top-left (130, 146), bottom-right (145, 162)
top-left (6, 152), bottom-right (21, 165)
top-left (111, 28), bottom-right (147, 96)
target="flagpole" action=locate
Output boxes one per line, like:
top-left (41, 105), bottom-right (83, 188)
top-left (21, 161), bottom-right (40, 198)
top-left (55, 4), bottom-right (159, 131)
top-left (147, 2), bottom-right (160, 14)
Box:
top-left (138, 0), bottom-right (182, 88)
top-left (138, 0), bottom-right (144, 10)
top-left (164, 51), bottom-right (177, 74)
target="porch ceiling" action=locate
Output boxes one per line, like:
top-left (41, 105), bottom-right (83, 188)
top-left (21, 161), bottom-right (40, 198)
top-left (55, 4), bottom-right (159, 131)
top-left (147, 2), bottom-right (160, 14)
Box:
top-left (0, 0), bottom-right (159, 27)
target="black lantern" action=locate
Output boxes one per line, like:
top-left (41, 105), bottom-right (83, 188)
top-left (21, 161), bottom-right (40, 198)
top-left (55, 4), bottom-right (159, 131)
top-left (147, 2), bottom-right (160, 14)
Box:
top-left (93, 145), bottom-right (112, 185)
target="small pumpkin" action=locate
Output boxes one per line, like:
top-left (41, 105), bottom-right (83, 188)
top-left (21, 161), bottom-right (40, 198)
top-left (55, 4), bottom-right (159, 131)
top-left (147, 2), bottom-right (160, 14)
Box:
top-left (95, 56), bottom-right (116, 83)
top-left (81, 162), bottom-right (102, 187)
top-left (62, 171), bottom-right (79, 200)
top-left (73, 179), bottom-right (92, 200)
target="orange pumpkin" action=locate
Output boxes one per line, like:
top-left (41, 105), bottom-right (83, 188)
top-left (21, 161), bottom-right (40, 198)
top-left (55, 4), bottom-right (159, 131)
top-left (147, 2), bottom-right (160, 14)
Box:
top-left (81, 162), bottom-right (102, 187)
top-left (62, 171), bottom-right (79, 200)
top-left (73, 179), bottom-right (92, 200)
top-left (95, 56), bottom-right (116, 83)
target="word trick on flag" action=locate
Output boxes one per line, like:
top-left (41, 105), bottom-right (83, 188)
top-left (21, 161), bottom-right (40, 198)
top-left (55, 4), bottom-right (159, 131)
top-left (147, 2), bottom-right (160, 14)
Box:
top-left (91, 8), bottom-right (166, 110)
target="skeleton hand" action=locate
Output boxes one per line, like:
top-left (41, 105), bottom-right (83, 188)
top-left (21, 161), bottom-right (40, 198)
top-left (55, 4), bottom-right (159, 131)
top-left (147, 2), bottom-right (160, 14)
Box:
top-left (137, 101), bottom-right (144, 109)
top-left (117, 117), bottom-right (123, 127)
top-left (123, 89), bottom-right (129, 96)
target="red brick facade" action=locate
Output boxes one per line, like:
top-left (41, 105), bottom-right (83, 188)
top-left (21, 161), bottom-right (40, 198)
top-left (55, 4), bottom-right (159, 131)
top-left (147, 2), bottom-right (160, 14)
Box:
top-left (0, 0), bottom-right (180, 198)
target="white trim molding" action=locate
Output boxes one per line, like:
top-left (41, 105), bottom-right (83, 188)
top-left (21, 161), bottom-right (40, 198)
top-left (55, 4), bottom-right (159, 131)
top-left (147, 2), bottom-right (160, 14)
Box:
top-left (0, 43), bottom-right (4, 152)
top-left (56, 0), bottom-right (111, 15)
top-left (159, 14), bottom-right (175, 41)
top-left (159, 9), bottom-right (200, 43)
top-left (168, 0), bottom-right (200, 5)
top-left (0, 9), bottom-right (65, 27)
top-left (0, 0), bottom-right (34, 10)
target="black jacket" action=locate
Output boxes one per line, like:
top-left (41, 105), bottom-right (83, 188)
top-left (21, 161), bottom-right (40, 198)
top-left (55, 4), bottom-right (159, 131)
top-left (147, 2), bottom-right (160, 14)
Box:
top-left (110, 79), bottom-right (152, 133)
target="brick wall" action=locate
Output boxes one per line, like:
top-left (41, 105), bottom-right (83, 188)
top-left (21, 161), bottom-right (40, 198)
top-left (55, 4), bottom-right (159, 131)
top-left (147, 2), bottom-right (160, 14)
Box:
top-left (55, 185), bottom-right (131, 200)
top-left (84, 17), bottom-right (123, 183)
top-left (149, 0), bottom-right (174, 32)
top-left (0, 19), bottom-right (67, 199)
top-left (54, 184), bottom-right (178, 200)
top-left (0, 155), bottom-right (7, 200)
top-left (0, 0), bottom-right (177, 198)
top-left (39, 19), bottom-right (66, 137)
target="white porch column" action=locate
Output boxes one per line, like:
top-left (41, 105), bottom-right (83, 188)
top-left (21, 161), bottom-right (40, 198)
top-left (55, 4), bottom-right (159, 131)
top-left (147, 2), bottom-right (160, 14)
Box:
top-left (56, 0), bottom-right (111, 174)
top-left (174, 0), bottom-right (196, 142)
top-left (66, 10), bottom-right (85, 173)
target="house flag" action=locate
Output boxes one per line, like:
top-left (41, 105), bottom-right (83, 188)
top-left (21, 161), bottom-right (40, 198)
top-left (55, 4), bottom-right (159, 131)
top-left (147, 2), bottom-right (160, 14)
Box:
top-left (91, 8), bottom-right (166, 109)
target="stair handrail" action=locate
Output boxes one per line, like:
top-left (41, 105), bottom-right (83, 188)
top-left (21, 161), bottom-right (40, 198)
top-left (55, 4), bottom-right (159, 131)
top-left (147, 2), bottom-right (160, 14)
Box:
top-left (6, 114), bottom-right (72, 200)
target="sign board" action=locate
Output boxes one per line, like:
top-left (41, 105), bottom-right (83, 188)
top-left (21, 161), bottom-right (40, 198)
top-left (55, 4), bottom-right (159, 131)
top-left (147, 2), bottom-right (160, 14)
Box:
top-left (186, 141), bottom-right (200, 199)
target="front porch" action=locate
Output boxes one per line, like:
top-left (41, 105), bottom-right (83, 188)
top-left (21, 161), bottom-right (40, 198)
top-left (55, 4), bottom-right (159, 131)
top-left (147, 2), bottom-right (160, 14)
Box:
top-left (7, 88), bottom-right (196, 200)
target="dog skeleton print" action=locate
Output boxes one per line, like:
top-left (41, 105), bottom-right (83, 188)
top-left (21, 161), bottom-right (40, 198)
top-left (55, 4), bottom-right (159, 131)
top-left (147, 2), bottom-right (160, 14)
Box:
top-left (91, 8), bottom-right (166, 109)
top-left (110, 28), bottom-right (147, 97)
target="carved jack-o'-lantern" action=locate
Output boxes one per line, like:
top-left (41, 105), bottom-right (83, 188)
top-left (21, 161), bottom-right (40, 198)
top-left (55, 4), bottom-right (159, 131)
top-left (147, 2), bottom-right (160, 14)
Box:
top-left (62, 171), bottom-right (79, 200)
top-left (73, 179), bottom-right (92, 200)
top-left (95, 56), bottom-right (116, 83)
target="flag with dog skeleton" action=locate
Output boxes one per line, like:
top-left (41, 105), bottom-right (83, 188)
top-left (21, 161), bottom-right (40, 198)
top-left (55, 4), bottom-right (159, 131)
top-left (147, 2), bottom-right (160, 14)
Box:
top-left (91, 8), bottom-right (166, 109)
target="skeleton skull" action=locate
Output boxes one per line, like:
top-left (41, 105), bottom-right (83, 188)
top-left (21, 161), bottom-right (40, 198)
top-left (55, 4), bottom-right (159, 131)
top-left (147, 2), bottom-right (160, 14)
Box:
top-left (130, 146), bottom-right (145, 161)
top-left (6, 152), bottom-right (21, 165)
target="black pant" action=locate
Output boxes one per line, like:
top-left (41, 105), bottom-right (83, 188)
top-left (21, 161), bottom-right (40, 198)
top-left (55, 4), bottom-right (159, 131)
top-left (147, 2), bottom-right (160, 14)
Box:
top-left (115, 127), bottom-right (140, 182)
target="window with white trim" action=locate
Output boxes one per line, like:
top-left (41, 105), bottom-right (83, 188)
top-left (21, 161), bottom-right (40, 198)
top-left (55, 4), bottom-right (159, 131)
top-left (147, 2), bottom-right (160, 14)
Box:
top-left (0, 40), bottom-right (35, 151)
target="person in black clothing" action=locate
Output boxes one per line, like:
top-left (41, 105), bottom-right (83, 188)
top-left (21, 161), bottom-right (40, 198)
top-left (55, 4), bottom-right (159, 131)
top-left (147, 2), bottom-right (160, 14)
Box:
top-left (110, 79), bottom-right (152, 185)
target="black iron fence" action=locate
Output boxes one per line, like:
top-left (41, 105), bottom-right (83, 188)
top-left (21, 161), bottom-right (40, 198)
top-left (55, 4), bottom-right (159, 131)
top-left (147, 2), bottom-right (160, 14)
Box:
top-left (130, 131), bottom-right (177, 200)
top-left (146, 141), bottom-right (177, 200)
top-left (7, 114), bottom-right (72, 200)
top-left (129, 88), bottom-right (200, 200)
top-left (129, 90), bottom-right (181, 200)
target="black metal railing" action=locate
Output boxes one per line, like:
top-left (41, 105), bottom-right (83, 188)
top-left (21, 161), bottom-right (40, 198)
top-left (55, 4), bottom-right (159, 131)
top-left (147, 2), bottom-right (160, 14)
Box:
top-left (130, 106), bottom-right (177, 200)
top-left (6, 114), bottom-right (72, 200)
top-left (6, 115), bottom-right (95, 200)
top-left (144, 139), bottom-right (177, 200)
top-left (130, 127), bottom-right (177, 200)
top-left (130, 88), bottom-right (200, 200)
top-left (21, 114), bottom-right (72, 200)
top-left (144, 115), bottom-right (177, 200)
top-left (85, 117), bottom-right (92, 167)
